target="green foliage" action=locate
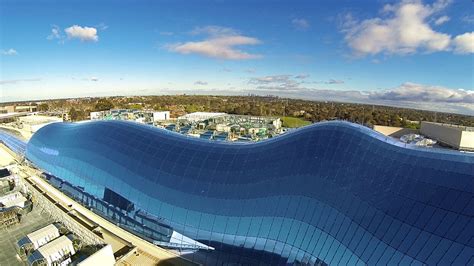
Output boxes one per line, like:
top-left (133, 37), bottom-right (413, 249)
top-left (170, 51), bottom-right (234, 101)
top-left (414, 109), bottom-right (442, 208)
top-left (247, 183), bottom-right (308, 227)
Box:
top-left (38, 95), bottom-right (473, 127)
top-left (153, 104), bottom-right (165, 111)
top-left (128, 104), bottom-right (143, 110)
top-left (37, 103), bottom-right (49, 112)
top-left (69, 107), bottom-right (87, 121)
top-left (185, 104), bottom-right (204, 113)
top-left (390, 114), bottom-right (402, 127)
top-left (94, 99), bottom-right (114, 111)
top-left (69, 107), bottom-right (77, 121)
top-left (281, 116), bottom-right (311, 128)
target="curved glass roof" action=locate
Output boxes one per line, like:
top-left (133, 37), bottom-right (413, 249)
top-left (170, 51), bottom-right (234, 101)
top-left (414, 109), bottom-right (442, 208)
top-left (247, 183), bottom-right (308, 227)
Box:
top-left (25, 120), bottom-right (474, 265)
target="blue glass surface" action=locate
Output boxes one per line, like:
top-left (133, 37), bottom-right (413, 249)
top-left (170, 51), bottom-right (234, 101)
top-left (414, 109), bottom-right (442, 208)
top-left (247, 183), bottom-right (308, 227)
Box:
top-left (24, 120), bottom-right (474, 265)
top-left (0, 129), bottom-right (26, 155)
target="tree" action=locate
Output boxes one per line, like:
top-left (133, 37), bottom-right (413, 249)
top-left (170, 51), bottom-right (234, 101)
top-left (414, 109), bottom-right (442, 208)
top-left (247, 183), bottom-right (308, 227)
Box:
top-left (185, 104), bottom-right (202, 113)
top-left (38, 103), bottom-right (49, 112)
top-left (69, 107), bottom-right (78, 121)
top-left (153, 104), bottom-right (165, 111)
top-left (95, 99), bottom-right (114, 111)
top-left (391, 114), bottom-right (402, 127)
top-left (129, 104), bottom-right (143, 110)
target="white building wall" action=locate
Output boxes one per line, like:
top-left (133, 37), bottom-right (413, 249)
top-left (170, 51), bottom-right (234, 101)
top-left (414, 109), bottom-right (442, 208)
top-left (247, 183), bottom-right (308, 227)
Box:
top-left (18, 115), bottom-right (63, 133)
top-left (43, 245), bottom-right (75, 266)
top-left (0, 191), bottom-right (23, 205)
top-left (135, 117), bottom-right (146, 124)
top-left (153, 111), bottom-right (170, 121)
top-left (178, 112), bottom-right (226, 122)
top-left (38, 236), bottom-right (75, 266)
top-left (216, 124), bottom-right (231, 132)
top-left (420, 122), bottom-right (462, 149)
top-left (90, 112), bottom-right (103, 120)
top-left (33, 235), bottom-right (56, 250)
top-left (460, 131), bottom-right (474, 151)
top-left (77, 245), bottom-right (115, 266)
top-left (273, 118), bottom-right (282, 129)
top-left (31, 122), bottom-right (59, 133)
top-left (0, 170), bottom-right (19, 185)
top-left (27, 224), bottom-right (61, 249)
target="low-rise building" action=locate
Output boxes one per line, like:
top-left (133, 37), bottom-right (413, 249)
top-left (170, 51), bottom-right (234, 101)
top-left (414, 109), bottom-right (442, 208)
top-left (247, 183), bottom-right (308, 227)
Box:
top-left (0, 207), bottom-right (18, 229)
top-left (0, 112), bottom-right (26, 123)
top-left (18, 223), bottom-right (114, 265)
top-left (15, 105), bottom-right (38, 113)
top-left (153, 111), bottom-right (170, 121)
top-left (215, 124), bottom-right (231, 132)
top-left (0, 105), bottom-right (37, 113)
top-left (76, 245), bottom-right (115, 266)
top-left (420, 121), bottom-right (474, 151)
top-left (90, 109), bottom-right (170, 125)
top-left (0, 191), bottom-right (27, 208)
top-left (62, 113), bottom-right (70, 122)
top-left (0, 167), bottom-right (31, 229)
top-left (0, 168), bottom-right (12, 178)
top-left (18, 115), bottom-right (63, 133)
top-left (0, 168), bottom-right (13, 195)
top-left (172, 113), bottom-right (282, 141)
top-left (0, 179), bottom-right (11, 195)
top-left (23, 224), bottom-right (61, 250)
top-left (373, 125), bottom-right (417, 138)
top-left (178, 112), bottom-right (226, 122)
top-left (28, 235), bottom-right (76, 266)
top-left (0, 167), bottom-right (19, 189)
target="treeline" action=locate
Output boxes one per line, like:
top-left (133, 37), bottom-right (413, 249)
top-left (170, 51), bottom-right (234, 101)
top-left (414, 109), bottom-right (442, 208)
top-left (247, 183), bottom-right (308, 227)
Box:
top-left (34, 95), bottom-right (474, 127)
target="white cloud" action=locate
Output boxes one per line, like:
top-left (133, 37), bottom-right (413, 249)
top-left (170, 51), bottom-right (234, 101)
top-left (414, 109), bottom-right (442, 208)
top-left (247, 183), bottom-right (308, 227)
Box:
top-left (341, 0), bottom-right (472, 56)
top-left (65, 25), bottom-right (99, 42)
top-left (1, 48), bottom-right (18, 56)
top-left (159, 31), bottom-right (174, 36)
top-left (249, 75), bottom-right (345, 90)
top-left (292, 18), bottom-right (310, 31)
top-left (453, 32), bottom-right (474, 54)
top-left (244, 79), bottom-right (473, 115)
top-left (47, 25), bottom-right (63, 41)
top-left (190, 25), bottom-right (238, 36)
top-left (167, 26), bottom-right (262, 60)
top-left (95, 23), bottom-right (108, 30)
top-left (325, 79), bottom-right (344, 84)
top-left (369, 82), bottom-right (474, 103)
top-left (245, 68), bottom-right (256, 73)
top-left (249, 75), bottom-right (292, 84)
top-left (295, 74), bottom-right (310, 79)
top-left (462, 15), bottom-right (474, 24)
top-left (0, 78), bottom-right (40, 85)
top-left (249, 75), bottom-right (303, 91)
top-left (434, 15), bottom-right (450, 25)
top-left (194, 80), bottom-right (208, 85)
top-left (78, 77), bottom-right (99, 81)
top-left (48, 24), bottom-right (104, 43)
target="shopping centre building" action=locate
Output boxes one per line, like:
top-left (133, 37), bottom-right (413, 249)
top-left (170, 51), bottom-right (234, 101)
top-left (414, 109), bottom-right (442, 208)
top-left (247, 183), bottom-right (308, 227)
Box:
top-left (12, 120), bottom-right (474, 265)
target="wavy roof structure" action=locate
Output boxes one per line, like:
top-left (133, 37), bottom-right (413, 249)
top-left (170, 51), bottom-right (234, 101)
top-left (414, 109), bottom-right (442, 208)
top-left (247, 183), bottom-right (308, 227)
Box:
top-left (26, 120), bottom-right (474, 265)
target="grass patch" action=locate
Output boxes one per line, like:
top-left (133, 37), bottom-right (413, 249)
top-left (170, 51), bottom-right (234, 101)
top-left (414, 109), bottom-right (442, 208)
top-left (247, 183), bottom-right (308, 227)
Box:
top-left (281, 117), bottom-right (311, 128)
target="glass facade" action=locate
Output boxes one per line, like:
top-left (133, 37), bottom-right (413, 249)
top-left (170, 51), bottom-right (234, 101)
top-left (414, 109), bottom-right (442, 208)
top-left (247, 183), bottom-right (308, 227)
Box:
top-left (25, 120), bottom-right (474, 265)
top-left (0, 129), bottom-right (27, 155)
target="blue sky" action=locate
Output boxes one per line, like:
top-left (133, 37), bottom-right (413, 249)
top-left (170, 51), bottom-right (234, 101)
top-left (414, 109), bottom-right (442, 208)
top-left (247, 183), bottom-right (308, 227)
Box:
top-left (0, 0), bottom-right (473, 114)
